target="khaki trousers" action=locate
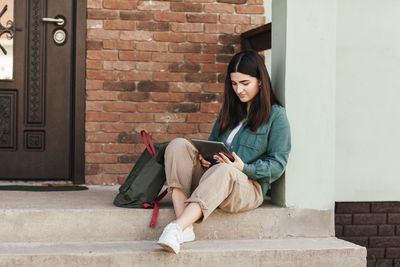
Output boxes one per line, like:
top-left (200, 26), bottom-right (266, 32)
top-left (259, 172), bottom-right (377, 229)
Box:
top-left (164, 138), bottom-right (264, 222)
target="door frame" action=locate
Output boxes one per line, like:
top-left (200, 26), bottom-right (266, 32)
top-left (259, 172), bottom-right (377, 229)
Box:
top-left (72, 0), bottom-right (86, 183)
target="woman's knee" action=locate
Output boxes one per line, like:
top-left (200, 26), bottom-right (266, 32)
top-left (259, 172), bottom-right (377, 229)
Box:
top-left (166, 138), bottom-right (190, 155)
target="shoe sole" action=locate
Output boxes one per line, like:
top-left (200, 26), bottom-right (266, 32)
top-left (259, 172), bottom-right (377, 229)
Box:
top-left (157, 241), bottom-right (179, 254)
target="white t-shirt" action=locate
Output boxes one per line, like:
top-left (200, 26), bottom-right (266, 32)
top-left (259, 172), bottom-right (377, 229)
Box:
top-left (225, 122), bottom-right (243, 148)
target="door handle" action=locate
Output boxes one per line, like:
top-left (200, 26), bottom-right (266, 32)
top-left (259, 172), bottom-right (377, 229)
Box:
top-left (41, 17), bottom-right (65, 26)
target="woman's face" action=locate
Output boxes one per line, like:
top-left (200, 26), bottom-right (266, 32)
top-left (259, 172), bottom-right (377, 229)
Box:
top-left (230, 72), bottom-right (260, 106)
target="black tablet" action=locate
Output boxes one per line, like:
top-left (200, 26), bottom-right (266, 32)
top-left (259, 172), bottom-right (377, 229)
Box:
top-left (191, 139), bottom-right (234, 165)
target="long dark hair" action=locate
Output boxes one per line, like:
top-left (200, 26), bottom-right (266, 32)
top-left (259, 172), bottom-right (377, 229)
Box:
top-left (219, 50), bottom-right (280, 135)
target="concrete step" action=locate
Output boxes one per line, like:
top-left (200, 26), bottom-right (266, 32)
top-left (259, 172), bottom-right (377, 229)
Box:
top-left (0, 238), bottom-right (366, 267)
top-left (0, 186), bottom-right (334, 242)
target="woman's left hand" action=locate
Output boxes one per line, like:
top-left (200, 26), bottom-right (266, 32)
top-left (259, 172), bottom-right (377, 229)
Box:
top-left (213, 152), bottom-right (244, 171)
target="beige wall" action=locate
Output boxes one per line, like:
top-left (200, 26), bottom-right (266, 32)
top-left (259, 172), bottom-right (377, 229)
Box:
top-left (335, 0), bottom-right (400, 201)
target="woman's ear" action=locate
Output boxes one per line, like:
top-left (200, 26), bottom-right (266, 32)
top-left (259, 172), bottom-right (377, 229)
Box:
top-left (258, 80), bottom-right (262, 86)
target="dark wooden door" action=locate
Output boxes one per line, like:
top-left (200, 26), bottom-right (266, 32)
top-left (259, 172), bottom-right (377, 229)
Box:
top-left (0, 0), bottom-right (75, 179)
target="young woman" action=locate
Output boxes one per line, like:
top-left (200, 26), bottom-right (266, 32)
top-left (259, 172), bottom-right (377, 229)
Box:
top-left (157, 50), bottom-right (291, 254)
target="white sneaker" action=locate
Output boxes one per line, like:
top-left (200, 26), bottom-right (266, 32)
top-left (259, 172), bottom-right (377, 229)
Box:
top-left (157, 222), bottom-right (183, 254)
top-left (182, 224), bottom-right (195, 243)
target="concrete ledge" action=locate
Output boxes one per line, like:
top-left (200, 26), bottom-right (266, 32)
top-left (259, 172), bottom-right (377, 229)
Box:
top-left (0, 186), bottom-right (334, 242)
top-left (0, 238), bottom-right (366, 267)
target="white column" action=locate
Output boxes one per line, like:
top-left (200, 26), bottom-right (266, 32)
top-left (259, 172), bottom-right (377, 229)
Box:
top-left (271, 0), bottom-right (337, 210)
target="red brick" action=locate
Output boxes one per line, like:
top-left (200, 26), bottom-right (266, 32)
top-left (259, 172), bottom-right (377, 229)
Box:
top-left (101, 123), bottom-right (133, 133)
top-left (171, 2), bottom-right (202, 12)
top-left (379, 225), bottom-right (396, 236)
top-left (87, 70), bottom-right (118, 80)
top-left (187, 113), bottom-right (216, 123)
top-left (152, 53), bottom-right (184, 63)
top-left (137, 0), bottom-right (170, 11)
top-left (137, 22), bottom-right (169, 32)
top-left (154, 12), bottom-right (185, 22)
top-left (120, 71), bottom-right (152, 81)
top-left (104, 81), bottom-right (135, 92)
top-left (154, 113), bottom-right (186, 123)
top-left (336, 202), bottom-right (371, 214)
top-left (88, 0), bottom-right (102, 8)
top-left (335, 225), bottom-right (343, 237)
top-left (202, 63), bottom-right (227, 73)
top-left (151, 134), bottom-right (181, 143)
top-left (137, 103), bottom-right (167, 113)
top-left (171, 23), bottom-right (203, 33)
top-left (86, 80), bottom-right (104, 90)
top-left (118, 154), bottom-right (138, 164)
top-left (104, 0), bottom-right (136, 9)
top-left (136, 42), bottom-right (168, 52)
top-left (169, 43), bottom-right (201, 53)
top-left (86, 122), bottom-right (101, 132)
top-left (87, 40), bottom-right (103, 50)
top-left (120, 11), bottom-right (153, 21)
top-left (170, 82), bottom-right (202, 92)
top-left (118, 133), bottom-right (143, 144)
top-left (86, 101), bottom-right (103, 112)
top-left (397, 226), bottom-right (400, 235)
top-left (102, 164), bottom-right (132, 174)
top-left (251, 16), bottom-right (266, 25)
top-left (169, 63), bottom-right (201, 73)
top-left (388, 248), bottom-right (400, 259)
top-left (119, 51), bottom-right (151, 61)
top-left (85, 175), bottom-right (118, 185)
top-left (120, 31), bottom-right (153, 41)
top-left (86, 153), bottom-right (118, 164)
top-left (204, 3), bottom-right (234, 13)
top-left (103, 102), bottom-right (136, 112)
top-left (201, 103), bottom-right (221, 113)
top-left (137, 81), bottom-right (169, 92)
top-left (202, 44), bottom-right (234, 54)
top-left (86, 112), bottom-right (119, 122)
top-left (86, 133), bottom-right (118, 143)
top-left (185, 53), bottom-right (215, 63)
top-left (87, 29), bottom-right (119, 40)
top-left (85, 164), bottom-right (100, 175)
top-left (87, 19), bottom-right (103, 29)
top-left (136, 62), bottom-right (169, 72)
top-left (168, 124), bottom-right (198, 134)
top-left (389, 214), bottom-right (400, 224)
top-left (370, 236), bottom-right (400, 248)
top-left (372, 203), bottom-right (400, 213)
top-left (353, 214), bottom-right (387, 225)
top-left (219, 34), bottom-right (241, 45)
top-left (184, 133), bottom-right (210, 140)
top-left (187, 14), bottom-right (218, 23)
top-left (235, 5), bottom-right (264, 14)
top-left (153, 72), bottom-right (184, 82)
top-left (235, 25), bottom-right (259, 34)
top-left (168, 103), bottom-right (200, 113)
top-left (367, 248), bottom-right (385, 259)
top-left (188, 33), bottom-right (218, 44)
top-left (87, 51), bottom-right (118, 60)
top-left (185, 73), bottom-right (216, 83)
top-left (220, 14), bottom-right (250, 24)
top-left (248, 0), bottom-right (264, 4)
top-left (104, 20), bottom-right (135, 30)
top-left (154, 33), bottom-right (186, 43)
top-left (343, 225), bottom-right (377, 236)
top-left (133, 123), bottom-right (167, 133)
top-left (118, 92), bottom-right (150, 101)
top-left (120, 113), bottom-right (153, 123)
top-left (340, 236), bottom-right (369, 247)
top-left (104, 61), bottom-right (136, 71)
top-left (152, 93), bottom-right (185, 102)
top-left (87, 60), bottom-right (103, 69)
top-left (204, 24), bottom-right (234, 34)
top-left (199, 123), bottom-right (214, 133)
top-left (85, 143), bottom-right (102, 153)
top-left (335, 214), bottom-right (353, 225)
top-left (103, 144), bottom-right (135, 153)
top-left (86, 91), bottom-right (118, 101)
top-left (87, 10), bottom-right (119, 20)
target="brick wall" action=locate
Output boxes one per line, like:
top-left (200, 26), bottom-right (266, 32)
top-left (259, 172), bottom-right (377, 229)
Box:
top-left (335, 202), bottom-right (400, 267)
top-left (85, 0), bottom-right (266, 184)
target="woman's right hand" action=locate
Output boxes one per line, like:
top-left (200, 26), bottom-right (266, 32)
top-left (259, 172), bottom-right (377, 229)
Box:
top-left (198, 154), bottom-right (211, 168)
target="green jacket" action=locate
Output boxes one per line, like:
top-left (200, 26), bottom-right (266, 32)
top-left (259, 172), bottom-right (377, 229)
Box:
top-left (208, 105), bottom-right (291, 197)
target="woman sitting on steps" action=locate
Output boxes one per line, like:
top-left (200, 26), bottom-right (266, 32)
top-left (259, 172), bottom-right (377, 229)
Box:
top-left (157, 50), bottom-right (291, 254)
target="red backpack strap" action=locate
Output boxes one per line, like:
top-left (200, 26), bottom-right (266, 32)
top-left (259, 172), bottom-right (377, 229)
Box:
top-left (141, 130), bottom-right (156, 157)
top-left (142, 189), bottom-right (168, 228)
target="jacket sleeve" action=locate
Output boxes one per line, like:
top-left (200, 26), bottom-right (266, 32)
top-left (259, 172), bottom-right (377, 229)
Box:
top-left (242, 109), bottom-right (291, 183)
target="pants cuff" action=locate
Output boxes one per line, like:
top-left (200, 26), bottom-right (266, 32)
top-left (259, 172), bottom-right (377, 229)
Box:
top-left (184, 197), bottom-right (210, 223)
